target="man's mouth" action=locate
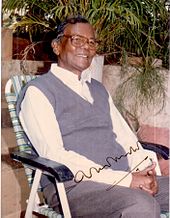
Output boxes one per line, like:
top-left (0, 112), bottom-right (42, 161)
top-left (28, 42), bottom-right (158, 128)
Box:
top-left (77, 54), bottom-right (88, 58)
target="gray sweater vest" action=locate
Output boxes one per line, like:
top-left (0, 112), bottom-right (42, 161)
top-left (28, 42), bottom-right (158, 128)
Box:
top-left (17, 71), bottom-right (129, 173)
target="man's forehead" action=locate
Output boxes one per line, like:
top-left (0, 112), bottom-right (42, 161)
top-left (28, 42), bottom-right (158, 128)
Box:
top-left (64, 23), bottom-right (95, 37)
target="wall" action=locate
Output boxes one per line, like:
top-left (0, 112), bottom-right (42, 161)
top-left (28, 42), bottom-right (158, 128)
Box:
top-left (102, 65), bottom-right (170, 148)
top-left (1, 28), bottom-right (46, 127)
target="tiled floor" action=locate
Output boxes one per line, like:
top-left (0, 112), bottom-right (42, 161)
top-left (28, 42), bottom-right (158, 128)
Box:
top-left (1, 127), bottom-right (30, 218)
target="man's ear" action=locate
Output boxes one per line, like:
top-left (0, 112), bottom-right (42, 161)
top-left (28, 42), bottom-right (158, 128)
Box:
top-left (51, 39), bottom-right (61, 56)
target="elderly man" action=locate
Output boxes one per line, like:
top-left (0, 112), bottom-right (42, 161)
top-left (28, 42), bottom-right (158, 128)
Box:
top-left (17, 16), bottom-right (169, 217)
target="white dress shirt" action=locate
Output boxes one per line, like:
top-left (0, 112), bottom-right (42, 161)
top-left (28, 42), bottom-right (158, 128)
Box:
top-left (19, 63), bottom-right (161, 188)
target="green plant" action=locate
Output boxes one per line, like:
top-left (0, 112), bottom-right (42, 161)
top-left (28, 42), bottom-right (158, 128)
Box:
top-left (2, 0), bottom-right (169, 65)
top-left (114, 63), bottom-right (167, 120)
top-left (113, 18), bottom-right (168, 124)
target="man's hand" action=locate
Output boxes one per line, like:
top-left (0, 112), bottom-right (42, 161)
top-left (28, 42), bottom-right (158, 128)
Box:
top-left (130, 162), bottom-right (158, 196)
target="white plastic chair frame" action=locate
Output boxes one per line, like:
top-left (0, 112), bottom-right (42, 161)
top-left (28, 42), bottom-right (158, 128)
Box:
top-left (5, 75), bottom-right (73, 218)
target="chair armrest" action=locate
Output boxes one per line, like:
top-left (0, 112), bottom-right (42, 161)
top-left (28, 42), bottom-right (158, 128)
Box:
top-left (139, 141), bottom-right (169, 160)
top-left (10, 151), bottom-right (74, 182)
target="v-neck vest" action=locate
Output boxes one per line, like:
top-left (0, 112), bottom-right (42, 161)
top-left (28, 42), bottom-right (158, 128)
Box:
top-left (17, 71), bottom-right (129, 171)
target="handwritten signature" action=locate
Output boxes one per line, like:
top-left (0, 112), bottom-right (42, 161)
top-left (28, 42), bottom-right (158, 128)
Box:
top-left (106, 156), bottom-right (148, 191)
top-left (74, 141), bottom-right (142, 184)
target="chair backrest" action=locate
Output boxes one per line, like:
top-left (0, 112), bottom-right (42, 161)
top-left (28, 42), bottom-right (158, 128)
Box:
top-left (5, 74), bottom-right (38, 187)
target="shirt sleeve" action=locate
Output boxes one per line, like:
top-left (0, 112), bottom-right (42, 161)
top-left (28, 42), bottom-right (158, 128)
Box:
top-left (19, 86), bottom-right (132, 187)
top-left (108, 93), bottom-right (161, 175)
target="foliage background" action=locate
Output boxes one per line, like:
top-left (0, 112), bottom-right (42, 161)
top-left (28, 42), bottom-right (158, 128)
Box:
top-left (2, 0), bottom-right (169, 130)
top-left (2, 0), bottom-right (169, 66)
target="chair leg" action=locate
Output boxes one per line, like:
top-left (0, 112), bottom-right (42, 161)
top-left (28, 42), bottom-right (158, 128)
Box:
top-left (56, 181), bottom-right (72, 218)
top-left (25, 169), bottom-right (42, 218)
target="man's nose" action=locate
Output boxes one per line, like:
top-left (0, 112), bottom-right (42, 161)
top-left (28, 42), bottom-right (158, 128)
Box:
top-left (82, 40), bottom-right (91, 49)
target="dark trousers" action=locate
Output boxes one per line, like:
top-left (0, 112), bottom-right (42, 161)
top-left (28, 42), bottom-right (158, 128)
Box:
top-left (43, 176), bottom-right (169, 218)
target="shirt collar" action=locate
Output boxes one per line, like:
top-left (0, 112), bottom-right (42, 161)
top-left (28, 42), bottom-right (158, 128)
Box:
top-left (81, 69), bottom-right (92, 84)
top-left (50, 63), bottom-right (94, 104)
top-left (50, 63), bottom-right (92, 85)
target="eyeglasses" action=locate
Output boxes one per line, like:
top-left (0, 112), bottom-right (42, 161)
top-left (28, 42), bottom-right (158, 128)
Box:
top-left (63, 34), bottom-right (99, 50)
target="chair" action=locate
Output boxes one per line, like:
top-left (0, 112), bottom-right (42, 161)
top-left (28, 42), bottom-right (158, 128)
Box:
top-left (5, 74), bottom-right (74, 218)
top-left (5, 74), bottom-right (169, 218)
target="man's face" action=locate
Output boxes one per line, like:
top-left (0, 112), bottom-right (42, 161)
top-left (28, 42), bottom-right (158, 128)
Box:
top-left (56, 23), bottom-right (97, 76)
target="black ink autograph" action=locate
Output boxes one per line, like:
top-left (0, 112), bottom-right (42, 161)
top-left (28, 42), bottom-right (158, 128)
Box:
top-left (74, 141), bottom-right (142, 184)
top-left (106, 156), bottom-right (148, 191)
